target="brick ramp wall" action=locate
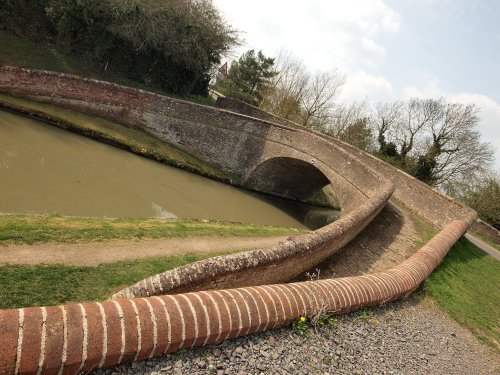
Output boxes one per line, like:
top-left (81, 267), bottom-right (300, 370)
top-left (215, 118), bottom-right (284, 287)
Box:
top-left (470, 219), bottom-right (500, 246)
top-left (215, 97), bottom-right (477, 228)
top-left (0, 220), bottom-right (469, 375)
top-left (112, 182), bottom-right (393, 298)
top-left (0, 65), bottom-right (399, 297)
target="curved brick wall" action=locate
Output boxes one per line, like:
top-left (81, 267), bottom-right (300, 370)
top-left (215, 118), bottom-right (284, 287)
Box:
top-left (112, 184), bottom-right (393, 298)
top-left (0, 66), bottom-right (480, 375)
top-left (0, 220), bottom-right (469, 375)
top-left (216, 97), bottom-right (477, 228)
top-left (0, 65), bottom-right (396, 295)
top-left (0, 65), bottom-right (387, 212)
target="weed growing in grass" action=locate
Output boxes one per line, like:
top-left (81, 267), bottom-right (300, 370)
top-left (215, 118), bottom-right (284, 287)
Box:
top-left (354, 308), bottom-right (374, 324)
top-left (292, 313), bottom-right (339, 336)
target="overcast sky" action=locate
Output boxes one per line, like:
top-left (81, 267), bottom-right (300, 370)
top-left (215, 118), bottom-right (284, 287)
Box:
top-left (213, 0), bottom-right (500, 171)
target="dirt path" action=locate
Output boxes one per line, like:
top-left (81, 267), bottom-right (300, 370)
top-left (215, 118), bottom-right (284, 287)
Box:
top-left (0, 236), bottom-right (289, 266)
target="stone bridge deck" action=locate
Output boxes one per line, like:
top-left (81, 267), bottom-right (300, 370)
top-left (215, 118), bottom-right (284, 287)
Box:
top-left (0, 66), bottom-right (484, 375)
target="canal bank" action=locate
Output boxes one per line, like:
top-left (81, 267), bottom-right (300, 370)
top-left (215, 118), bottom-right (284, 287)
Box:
top-left (0, 107), bottom-right (339, 229)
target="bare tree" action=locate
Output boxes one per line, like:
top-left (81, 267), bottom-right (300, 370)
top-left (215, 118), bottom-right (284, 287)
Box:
top-left (370, 101), bottom-right (403, 155)
top-left (300, 69), bottom-right (345, 129)
top-left (370, 97), bottom-right (494, 186)
top-left (425, 102), bottom-right (494, 185)
top-left (392, 98), bottom-right (443, 167)
top-left (326, 100), bottom-right (368, 136)
top-left (446, 170), bottom-right (500, 229)
top-left (260, 49), bottom-right (345, 129)
top-left (260, 49), bottom-right (309, 121)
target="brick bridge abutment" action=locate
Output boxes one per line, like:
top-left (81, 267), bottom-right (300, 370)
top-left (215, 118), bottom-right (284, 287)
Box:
top-left (0, 66), bottom-right (481, 375)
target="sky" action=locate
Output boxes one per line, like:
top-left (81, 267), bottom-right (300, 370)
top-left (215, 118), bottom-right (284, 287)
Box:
top-left (213, 0), bottom-right (500, 171)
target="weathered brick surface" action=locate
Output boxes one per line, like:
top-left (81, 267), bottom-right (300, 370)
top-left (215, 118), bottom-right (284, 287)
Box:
top-left (0, 66), bottom-right (401, 298)
top-left (0, 221), bottom-right (470, 375)
top-left (113, 183), bottom-right (393, 299)
top-left (0, 309), bottom-right (18, 375)
top-left (42, 306), bottom-right (64, 375)
top-left (0, 66), bottom-right (481, 375)
top-left (215, 97), bottom-right (480, 228)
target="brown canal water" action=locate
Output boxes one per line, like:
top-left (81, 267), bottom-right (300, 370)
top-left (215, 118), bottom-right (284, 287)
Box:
top-left (0, 110), bottom-right (339, 229)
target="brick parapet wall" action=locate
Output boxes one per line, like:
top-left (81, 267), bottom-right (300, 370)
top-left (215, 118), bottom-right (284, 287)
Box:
top-left (0, 220), bottom-right (469, 375)
top-left (0, 65), bottom-right (399, 295)
top-left (470, 219), bottom-right (500, 246)
top-left (215, 97), bottom-right (477, 229)
top-left (112, 182), bottom-right (393, 299)
top-left (0, 66), bottom-right (480, 375)
top-left (0, 65), bottom-right (386, 204)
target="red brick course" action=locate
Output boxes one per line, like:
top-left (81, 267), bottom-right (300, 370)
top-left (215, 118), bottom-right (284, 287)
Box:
top-left (0, 66), bottom-right (479, 375)
top-left (0, 220), bottom-right (470, 375)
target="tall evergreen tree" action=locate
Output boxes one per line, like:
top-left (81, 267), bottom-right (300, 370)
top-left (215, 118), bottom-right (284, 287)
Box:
top-left (215, 50), bottom-right (276, 106)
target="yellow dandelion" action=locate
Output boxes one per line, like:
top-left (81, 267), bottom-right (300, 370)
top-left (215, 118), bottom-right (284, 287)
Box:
top-left (300, 316), bottom-right (306, 322)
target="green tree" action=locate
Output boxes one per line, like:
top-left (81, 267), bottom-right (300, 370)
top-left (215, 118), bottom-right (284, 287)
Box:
top-left (1, 0), bottom-right (239, 96)
top-left (215, 49), bottom-right (276, 105)
top-left (447, 173), bottom-right (500, 229)
top-left (0, 0), bottom-right (52, 39)
top-left (336, 118), bottom-right (374, 151)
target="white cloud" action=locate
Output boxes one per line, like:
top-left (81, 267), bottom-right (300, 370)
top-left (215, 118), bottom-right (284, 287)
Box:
top-left (214, 0), bottom-right (400, 72)
top-left (403, 78), bottom-right (445, 98)
top-left (404, 79), bottom-right (500, 171)
top-left (341, 71), bottom-right (395, 102)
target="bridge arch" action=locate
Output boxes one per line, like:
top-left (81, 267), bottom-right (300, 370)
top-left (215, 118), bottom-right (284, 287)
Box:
top-left (245, 156), bottom-right (332, 203)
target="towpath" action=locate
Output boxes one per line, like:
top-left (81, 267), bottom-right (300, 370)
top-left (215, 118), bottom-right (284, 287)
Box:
top-left (0, 235), bottom-right (289, 266)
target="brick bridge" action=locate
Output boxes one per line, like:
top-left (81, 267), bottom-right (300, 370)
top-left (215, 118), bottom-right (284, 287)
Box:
top-left (0, 66), bottom-right (495, 375)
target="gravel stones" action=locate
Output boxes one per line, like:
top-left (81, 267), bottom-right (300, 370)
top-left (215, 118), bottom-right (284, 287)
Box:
top-left (91, 294), bottom-right (498, 375)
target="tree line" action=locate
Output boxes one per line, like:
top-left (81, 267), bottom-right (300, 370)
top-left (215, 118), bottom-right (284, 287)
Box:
top-left (214, 49), bottom-right (498, 229)
top-left (0, 0), bottom-right (239, 95)
top-left (1, 2), bottom-right (497, 228)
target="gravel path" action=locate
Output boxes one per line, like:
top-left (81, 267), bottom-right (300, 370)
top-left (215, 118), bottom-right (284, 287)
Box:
top-left (92, 293), bottom-right (498, 375)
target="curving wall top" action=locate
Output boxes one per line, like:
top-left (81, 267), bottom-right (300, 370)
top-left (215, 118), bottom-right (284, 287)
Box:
top-left (0, 65), bottom-right (480, 375)
top-left (0, 65), bottom-right (398, 294)
top-left (216, 96), bottom-right (478, 229)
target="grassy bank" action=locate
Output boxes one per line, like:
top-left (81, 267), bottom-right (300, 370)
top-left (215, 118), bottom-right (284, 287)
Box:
top-left (0, 93), bottom-right (231, 181)
top-left (394, 209), bottom-right (499, 352)
top-left (473, 232), bottom-right (500, 252)
top-left (0, 31), bottom-right (215, 106)
top-left (0, 214), bottom-right (303, 246)
top-left (0, 253), bottom-right (230, 309)
top-left (0, 214), bottom-right (302, 308)
top-left (423, 237), bottom-right (500, 352)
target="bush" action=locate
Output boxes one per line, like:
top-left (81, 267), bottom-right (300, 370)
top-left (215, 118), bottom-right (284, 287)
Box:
top-left (0, 0), bottom-right (239, 96)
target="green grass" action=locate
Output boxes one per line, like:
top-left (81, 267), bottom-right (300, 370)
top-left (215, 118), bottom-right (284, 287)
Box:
top-left (0, 31), bottom-right (215, 106)
top-left (0, 214), bottom-right (303, 245)
top-left (0, 93), bottom-right (230, 181)
top-left (400, 208), bottom-right (499, 352)
top-left (0, 253), bottom-right (228, 309)
top-left (423, 237), bottom-right (500, 352)
top-left (472, 233), bottom-right (500, 252)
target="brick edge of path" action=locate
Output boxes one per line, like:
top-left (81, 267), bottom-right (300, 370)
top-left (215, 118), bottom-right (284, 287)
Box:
top-left (0, 220), bottom-right (469, 375)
